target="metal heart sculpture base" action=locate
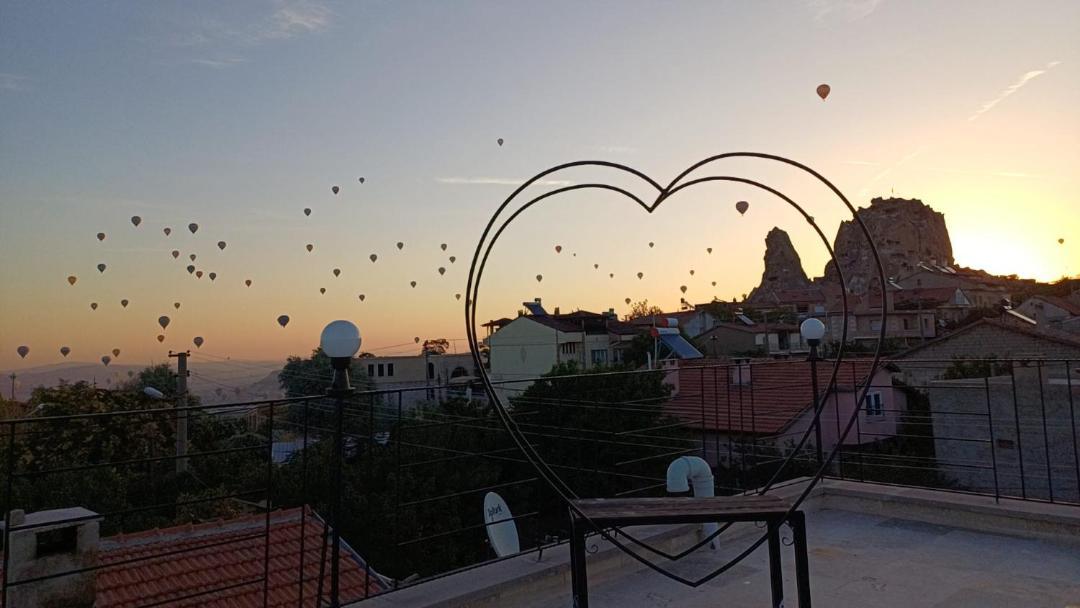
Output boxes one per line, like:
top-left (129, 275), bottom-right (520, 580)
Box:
top-left (464, 152), bottom-right (887, 586)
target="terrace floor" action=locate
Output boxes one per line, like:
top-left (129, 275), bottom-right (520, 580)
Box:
top-left (521, 507), bottom-right (1080, 608)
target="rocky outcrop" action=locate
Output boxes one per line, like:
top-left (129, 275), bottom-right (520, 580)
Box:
top-left (747, 227), bottom-right (811, 303)
top-left (822, 197), bottom-right (953, 293)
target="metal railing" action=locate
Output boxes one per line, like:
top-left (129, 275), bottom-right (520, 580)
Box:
top-left (0, 356), bottom-right (1076, 606)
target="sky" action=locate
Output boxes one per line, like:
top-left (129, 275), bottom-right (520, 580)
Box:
top-left (1, 0), bottom-right (1078, 372)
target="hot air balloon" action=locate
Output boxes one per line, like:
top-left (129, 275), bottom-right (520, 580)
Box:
top-left (1059, 238), bottom-right (1065, 245)
top-left (304, 208), bottom-right (312, 217)
top-left (90, 302), bottom-right (98, 310)
top-left (195, 271), bottom-right (203, 279)
top-left (16, 346), bottom-right (29, 359)
top-left (449, 256), bottom-right (456, 264)
top-left (193, 337), bottom-right (204, 348)
top-left (67, 275), bottom-right (77, 286)
top-left (60, 346), bottom-right (70, 357)
top-left (332, 186), bottom-right (340, 195)
top-left (159, 316), bottom-right (170, 330)
top-left (131, 216), bottom-right (142, 227)
top-left (97, 232), bottom-right (106, 241)
top-left (157, 335), bottom-right (165, 343)
top-left (120, 299), bottom-right (129, 308)
top-left (208, 272), bottom-right (217, 281)
top-left (711, 281), bottom-right (717, 286)
top-left (174, 302), bottom-right (181, 310)
top-left (172, 250), bottom-right (180, 259)
top-left (707, 247), bottom-right (713, 254)
top-left (438, 267), bottom-right (446, 276)
top-left (440, 243), bottom-right (448, 251)
top-left (816, 83), bottom-right (830, 100)
top-left (164, 227), bottom-right (172, 236)
top-left (97, 263), bottom-right (107, 273)
top-left (217, 241), bottom-right (226, 251)
top-left (358, 177), bottom-right (365, 184)
top-left (369, 254), bottom-right (378, 263)
top-left (319, 287), bottom-right (326, 294)
top-left (414, 337), bottom-right (420, 343)
top-left (101, 355), bottom-right (111, 366)
top-left (637, 272), bottom-right (644, 279)
top-left (277, 315), bottom-right (290, 328)
top-left (680, 286), bottom-right (688, 294)
top-left (455, 293), bottom-right (461, 300)
top-left (397, 242), bottom-right (404, 250)
top-left (555, 245), bottom-right (562, 253)
top-left (609, 273), bottom-right (614, 278)
top-left (410, 281), bottom-right (417, 288)
top-left (245, 279), bottom-right (252, 287)
top-left (625, 298), bottom-right (631, 305)
top-left (112, 348), bottom-right (121, 357)
top-left (594, 264), bottom-right (599, 269)
top-left (736, 200), bottom-right (749, 215)
top-left (332, 268), bottom-right (341, 277)
top-left (497, 138), bottom-right (504, 146)
top-left (536, 274), bottom-right (543, 282)
top-left (187, 265), bottom-right (196, 274)
top-left (190, 254), bottom-right (197, 261)
top-left (188, 223), bottom-right (199, 234)
top-left (306, 244), bottom-right (314, 252)
top-left (358, 294), bottom-right (366, 301)
top-left (689, 270), bottom-right (695, 276)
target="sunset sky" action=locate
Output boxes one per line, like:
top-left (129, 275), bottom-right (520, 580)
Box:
top-left (1, 1), bottom-right (1077, 371)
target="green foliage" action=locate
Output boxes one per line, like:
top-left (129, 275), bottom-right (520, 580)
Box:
top-left (942, 356), bottom-right (1011, 380)
top-left (278, 347), bottom-right (376, 398)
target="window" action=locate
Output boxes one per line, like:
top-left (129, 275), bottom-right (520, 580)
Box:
top-left (36, 526), bottom-right (78, 558)
top-left (870, 320), bottom-right (882, 331)
top-left (377, 363), bottom-right (385, 377)
top-left (559, 342), bottom-right (578, 355)
top-left (864, 392), bottom-right (884, 417)
top-left (902, 318), bottom-right (910, 330)
top-left (612, 349), bottom-right (624, 363)
top-left (590, 349), bottom-right (608, 365)
top-left (387, 363), bottom-right (395, 377)
top-left (368, 364), bottom-right (375, 377)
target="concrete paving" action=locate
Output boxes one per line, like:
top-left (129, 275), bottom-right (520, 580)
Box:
top-left (521, 509), bottom-right (1080, 608)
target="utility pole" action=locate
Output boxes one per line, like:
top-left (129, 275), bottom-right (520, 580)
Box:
top-left (168, 351), bottom-right (190, 474)
top-left (8, 373), bottom-right (15, 401)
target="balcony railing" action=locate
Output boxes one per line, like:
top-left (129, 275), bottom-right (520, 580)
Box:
top-left (0, 356), bottom-right (1076, 606)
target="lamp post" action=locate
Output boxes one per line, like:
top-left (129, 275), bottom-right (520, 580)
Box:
top-left (800, 318), bottom-right (826, 467)
top-left (320, 320), bottom-right (362, 607)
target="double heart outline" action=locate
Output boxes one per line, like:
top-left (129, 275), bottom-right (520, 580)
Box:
top-left (464, 152), bottom-right (887, 587)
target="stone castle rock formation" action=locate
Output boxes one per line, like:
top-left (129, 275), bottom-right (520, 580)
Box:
top-left (823, 197), bottom-right (953, 293)
top-left (747, 197), bottom-right (954, 299)
top-left (746, 227), bottom-right (811, 303)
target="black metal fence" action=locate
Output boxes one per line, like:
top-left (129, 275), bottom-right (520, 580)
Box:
top-left (1, 356), bottom-right (1077, 606)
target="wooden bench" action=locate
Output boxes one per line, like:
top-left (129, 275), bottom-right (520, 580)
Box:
top-left (568, 496), bottom-right (810, 607)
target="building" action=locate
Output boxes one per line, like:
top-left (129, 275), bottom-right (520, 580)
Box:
top-left (665, 359), bottom-right (904, 467)
top-left (1015, 294), bottom-right (1080, 334)
top-left (891, 317), bottom-right (1080, 389)
top-left (929, 362), bottom-right (1080, 502)
top-left (892, 286), bottom-right (974, 325)
top-left (363, 352), bottom-right (479, 408)
top-left (0, 506), bottom-right (386, 607)
top-left (627, 308), bottom-right (719, 339)
top-left (694, 320), bottom-right (804, 357)
top-left (895, 263), bottom-right (1013, 308)
top-left (487, 306), bottom-right (640, 397)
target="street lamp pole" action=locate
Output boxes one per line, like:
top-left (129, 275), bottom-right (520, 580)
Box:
top-left (320, 321), bottom-right (362, 607)
top-left (800, 318), bottom-right (827, 467)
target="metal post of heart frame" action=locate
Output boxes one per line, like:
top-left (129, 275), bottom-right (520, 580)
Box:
top-left (464, 153), bottom-right (888, 591)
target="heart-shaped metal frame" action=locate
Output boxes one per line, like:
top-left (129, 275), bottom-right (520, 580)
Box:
top-left (465, 152), bottom-right (887, 587)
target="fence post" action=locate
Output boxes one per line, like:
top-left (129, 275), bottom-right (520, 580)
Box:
top-left (1066, 360), bottom-right (1079, 504)
top-left (984, 377), bottom-right (1000, 503)
top-left (298, 399), bottom-right (310, 606)
top-left (1009, 364), bottom-right (1026, 499)
top-left (3, 421), bottom-right (16, 608)
top-left (1036, 361), bottom-right (1053, 502)
top-left (262, 401), bottom-right (275, 608)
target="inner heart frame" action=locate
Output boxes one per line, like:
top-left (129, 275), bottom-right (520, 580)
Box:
top-left (464, 152), bottom-right (887, 586)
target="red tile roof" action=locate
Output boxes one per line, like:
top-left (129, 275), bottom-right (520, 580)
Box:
top-left (666, 359), bottom-right (880, 434)
top-left (1026, 295), bottom-right (1080, 317)
top-left (3, 507), bottom-right (385, 608)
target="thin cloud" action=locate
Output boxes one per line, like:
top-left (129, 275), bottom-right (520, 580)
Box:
top-left (436, 177), bottom-right (575, 187)
top-left (0, 73), bottom-right (31, 92)
top-left (805, 0), bottom-right (883, 22)
top-left (968, 61), bottom-right (1060, 122)
top-left (928, 167), bottom-right (1044, 179)
top-left (596, 145), bottom-right (638, 154)
top-left (191, 57), bottom-right (247, 69)
top-left (250, 0), bottom-right (332, 43)
top-left (856, 146), bottom-right (926, 197)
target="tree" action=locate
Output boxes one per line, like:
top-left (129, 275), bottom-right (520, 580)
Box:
top-left (625, 299), bottom-right (664, 321)
top-left (278, 347), bottom-right (376, 398)
top-left (421, 338), bottom-right (450, 355)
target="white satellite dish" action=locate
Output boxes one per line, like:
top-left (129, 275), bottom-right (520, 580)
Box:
top-left (483, 492), bottom-right (520, 557)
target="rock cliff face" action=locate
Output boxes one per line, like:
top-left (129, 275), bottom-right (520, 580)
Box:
top-left (822, 197), bottom-right (953, 293)
top-left (747, 227), bottom-right (811, 303)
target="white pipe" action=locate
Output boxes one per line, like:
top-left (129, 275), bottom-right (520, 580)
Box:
top-left (666, 456), bottom-right (719, 549)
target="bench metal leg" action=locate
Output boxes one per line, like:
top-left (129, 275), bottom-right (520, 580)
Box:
top-left (570, 516), bottom-right (589, 608)
top-left (767, 519), bottom-right (784, 608)
top-left (791, 511), bottom-right (811, 607)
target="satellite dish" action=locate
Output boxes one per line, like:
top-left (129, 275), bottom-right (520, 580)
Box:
top-left (143, 387), bottom-right (165, 399)
top-left (483, 492), bottom-right (520, 557)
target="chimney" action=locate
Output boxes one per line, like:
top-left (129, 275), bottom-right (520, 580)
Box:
top-left (3, 507), bottom-right (101, 608)
top-left (553, 307), bottom-right (560, 315)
